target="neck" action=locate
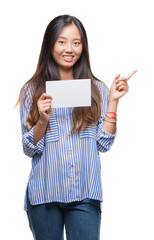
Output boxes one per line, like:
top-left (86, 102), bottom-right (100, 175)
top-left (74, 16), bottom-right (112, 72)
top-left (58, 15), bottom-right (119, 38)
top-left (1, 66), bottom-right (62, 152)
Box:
top-left (58, 67), bottom-right (74, 80)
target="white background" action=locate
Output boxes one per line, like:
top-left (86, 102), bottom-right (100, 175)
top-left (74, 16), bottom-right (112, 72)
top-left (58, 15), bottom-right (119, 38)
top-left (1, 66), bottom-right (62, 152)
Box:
top-left (0, 0), bottom-right (154, 239)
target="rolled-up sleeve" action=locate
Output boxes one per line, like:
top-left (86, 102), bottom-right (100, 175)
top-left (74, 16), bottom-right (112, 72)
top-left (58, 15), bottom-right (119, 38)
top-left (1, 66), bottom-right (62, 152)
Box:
top-left (96, 81), bottom-right (117, 152)
top-left (20, 85), bottom-right (45, 158)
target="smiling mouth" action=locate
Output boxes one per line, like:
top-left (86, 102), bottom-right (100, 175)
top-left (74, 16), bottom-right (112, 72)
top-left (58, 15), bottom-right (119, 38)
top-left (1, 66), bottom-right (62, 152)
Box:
top-left (62, 55), bottom-right (74, 62)
top-left (62, 55), bottom-right (74, 59)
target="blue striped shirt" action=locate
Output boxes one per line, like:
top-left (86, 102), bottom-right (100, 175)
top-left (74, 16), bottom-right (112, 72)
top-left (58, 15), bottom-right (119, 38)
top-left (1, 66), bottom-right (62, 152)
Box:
top-left (20, 79), bottom-right (116, 211)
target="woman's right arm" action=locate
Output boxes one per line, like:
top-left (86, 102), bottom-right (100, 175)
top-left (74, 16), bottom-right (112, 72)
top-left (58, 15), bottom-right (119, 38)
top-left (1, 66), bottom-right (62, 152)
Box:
top-left (20, 86), bottom-right (52, 158)
top-left (34, 93), bottom-right (52, 145)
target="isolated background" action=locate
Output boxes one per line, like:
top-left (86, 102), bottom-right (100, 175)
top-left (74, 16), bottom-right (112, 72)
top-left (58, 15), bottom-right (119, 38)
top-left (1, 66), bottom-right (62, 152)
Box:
top-left (0, 0), bottom-right (154, 239)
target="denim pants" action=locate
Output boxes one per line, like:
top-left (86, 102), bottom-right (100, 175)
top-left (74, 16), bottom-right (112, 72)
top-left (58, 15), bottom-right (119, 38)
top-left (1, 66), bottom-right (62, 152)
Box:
top-left (26, 191), bottom-right (102, 240)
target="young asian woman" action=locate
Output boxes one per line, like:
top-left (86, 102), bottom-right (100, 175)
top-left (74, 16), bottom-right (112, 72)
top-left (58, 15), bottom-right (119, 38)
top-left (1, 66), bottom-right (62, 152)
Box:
top-left (18, 14), bottom-right (137, 240)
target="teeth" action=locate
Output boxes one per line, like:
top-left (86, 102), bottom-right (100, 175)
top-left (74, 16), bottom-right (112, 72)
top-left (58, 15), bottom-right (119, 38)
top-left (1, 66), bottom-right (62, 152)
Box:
top-left (63, 56), bottom-right (73, 59)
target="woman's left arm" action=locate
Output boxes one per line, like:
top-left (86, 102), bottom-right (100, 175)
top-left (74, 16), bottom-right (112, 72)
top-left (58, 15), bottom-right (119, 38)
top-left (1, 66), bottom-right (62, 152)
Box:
top-left (102, 70), bottom-right (137, 134)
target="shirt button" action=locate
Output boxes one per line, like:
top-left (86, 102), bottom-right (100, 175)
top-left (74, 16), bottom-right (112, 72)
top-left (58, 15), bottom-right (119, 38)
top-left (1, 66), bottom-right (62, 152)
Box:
top-left (66, 117), bottom-right (68, 120)
top-left (69, 149), bottom-right (72, 152)
top-left (71, 164), bottom-right (74, 167)
top-left (68, 133), bottom-right (70, 136)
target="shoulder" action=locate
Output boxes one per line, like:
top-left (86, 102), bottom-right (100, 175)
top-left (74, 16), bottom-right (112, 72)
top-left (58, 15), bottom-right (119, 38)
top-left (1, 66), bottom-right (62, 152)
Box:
top-left (22, 82), bottom-right (34, 96)
top-left (93, 79), bottom-right (109, 95)
top-left (20, 82), bottom-right (35, 109)
top-left (21, 82), bottom-right (34, 102)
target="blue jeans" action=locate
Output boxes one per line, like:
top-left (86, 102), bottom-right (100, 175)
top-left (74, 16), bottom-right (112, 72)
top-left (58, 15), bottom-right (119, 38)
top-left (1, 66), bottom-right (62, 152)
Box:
top-left (26, 191), bottom-right (102, 240)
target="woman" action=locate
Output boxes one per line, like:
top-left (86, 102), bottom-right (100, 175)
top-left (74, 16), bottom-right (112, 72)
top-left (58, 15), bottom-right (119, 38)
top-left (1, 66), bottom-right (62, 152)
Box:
top-left (18, 15), bottom-right (137, 240)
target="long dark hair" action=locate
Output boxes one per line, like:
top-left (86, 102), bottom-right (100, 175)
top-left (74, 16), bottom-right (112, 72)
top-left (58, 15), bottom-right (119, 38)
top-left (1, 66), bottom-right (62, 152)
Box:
top-left (17, 15), bottom-right (103, 134)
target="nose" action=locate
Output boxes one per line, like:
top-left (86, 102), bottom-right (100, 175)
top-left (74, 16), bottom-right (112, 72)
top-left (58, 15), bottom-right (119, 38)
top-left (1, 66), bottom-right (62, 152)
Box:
top-left (65, 42), bottom-right (73, 53)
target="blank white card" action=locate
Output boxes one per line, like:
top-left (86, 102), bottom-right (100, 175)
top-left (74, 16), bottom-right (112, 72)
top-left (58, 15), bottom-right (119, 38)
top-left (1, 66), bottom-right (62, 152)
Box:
top-left (46, 79), bottom-right (91, 108)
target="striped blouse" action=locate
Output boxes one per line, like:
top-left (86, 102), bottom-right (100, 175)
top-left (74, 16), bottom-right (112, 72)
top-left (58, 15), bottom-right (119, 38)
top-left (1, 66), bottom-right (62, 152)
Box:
top-left (20, 79), bottom-right (117, 211)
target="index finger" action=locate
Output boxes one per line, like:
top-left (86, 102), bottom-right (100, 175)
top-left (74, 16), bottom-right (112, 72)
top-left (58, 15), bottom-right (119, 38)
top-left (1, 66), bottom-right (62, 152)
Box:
top-left (126, 70), bottom-right (138, 81)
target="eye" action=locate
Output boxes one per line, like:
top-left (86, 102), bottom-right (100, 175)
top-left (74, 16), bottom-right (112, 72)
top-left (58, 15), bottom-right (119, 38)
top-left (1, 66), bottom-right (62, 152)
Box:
top-left (74, 42), bottom-right (80, 46)
top-left (58, 41), bottom-right (65, 45)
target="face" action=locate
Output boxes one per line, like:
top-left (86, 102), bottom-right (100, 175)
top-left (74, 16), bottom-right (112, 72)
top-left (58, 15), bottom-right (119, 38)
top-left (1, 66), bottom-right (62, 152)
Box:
top-left (52, 23), bottom-right (83, 72)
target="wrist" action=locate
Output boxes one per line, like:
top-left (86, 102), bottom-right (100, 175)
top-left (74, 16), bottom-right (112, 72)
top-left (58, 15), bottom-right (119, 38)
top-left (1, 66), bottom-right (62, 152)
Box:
top-left (38, 117), bottom-right (49, 126)
top-left (108, 97), bottom-right (119, 112)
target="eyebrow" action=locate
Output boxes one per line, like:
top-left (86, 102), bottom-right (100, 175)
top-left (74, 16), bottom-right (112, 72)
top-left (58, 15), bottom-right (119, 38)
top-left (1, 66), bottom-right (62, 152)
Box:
top-left (58, 36), bottom-right (81, 41)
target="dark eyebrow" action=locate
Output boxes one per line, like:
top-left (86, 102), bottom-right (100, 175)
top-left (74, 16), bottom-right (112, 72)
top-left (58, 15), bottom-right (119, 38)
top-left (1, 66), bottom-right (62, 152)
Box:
top-left (58, 36), bottom-right (81, 41)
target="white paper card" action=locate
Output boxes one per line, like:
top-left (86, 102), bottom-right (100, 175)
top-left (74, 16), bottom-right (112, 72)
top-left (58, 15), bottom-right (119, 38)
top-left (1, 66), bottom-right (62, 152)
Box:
top-left (46, 79), bottom-right (91, 108)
